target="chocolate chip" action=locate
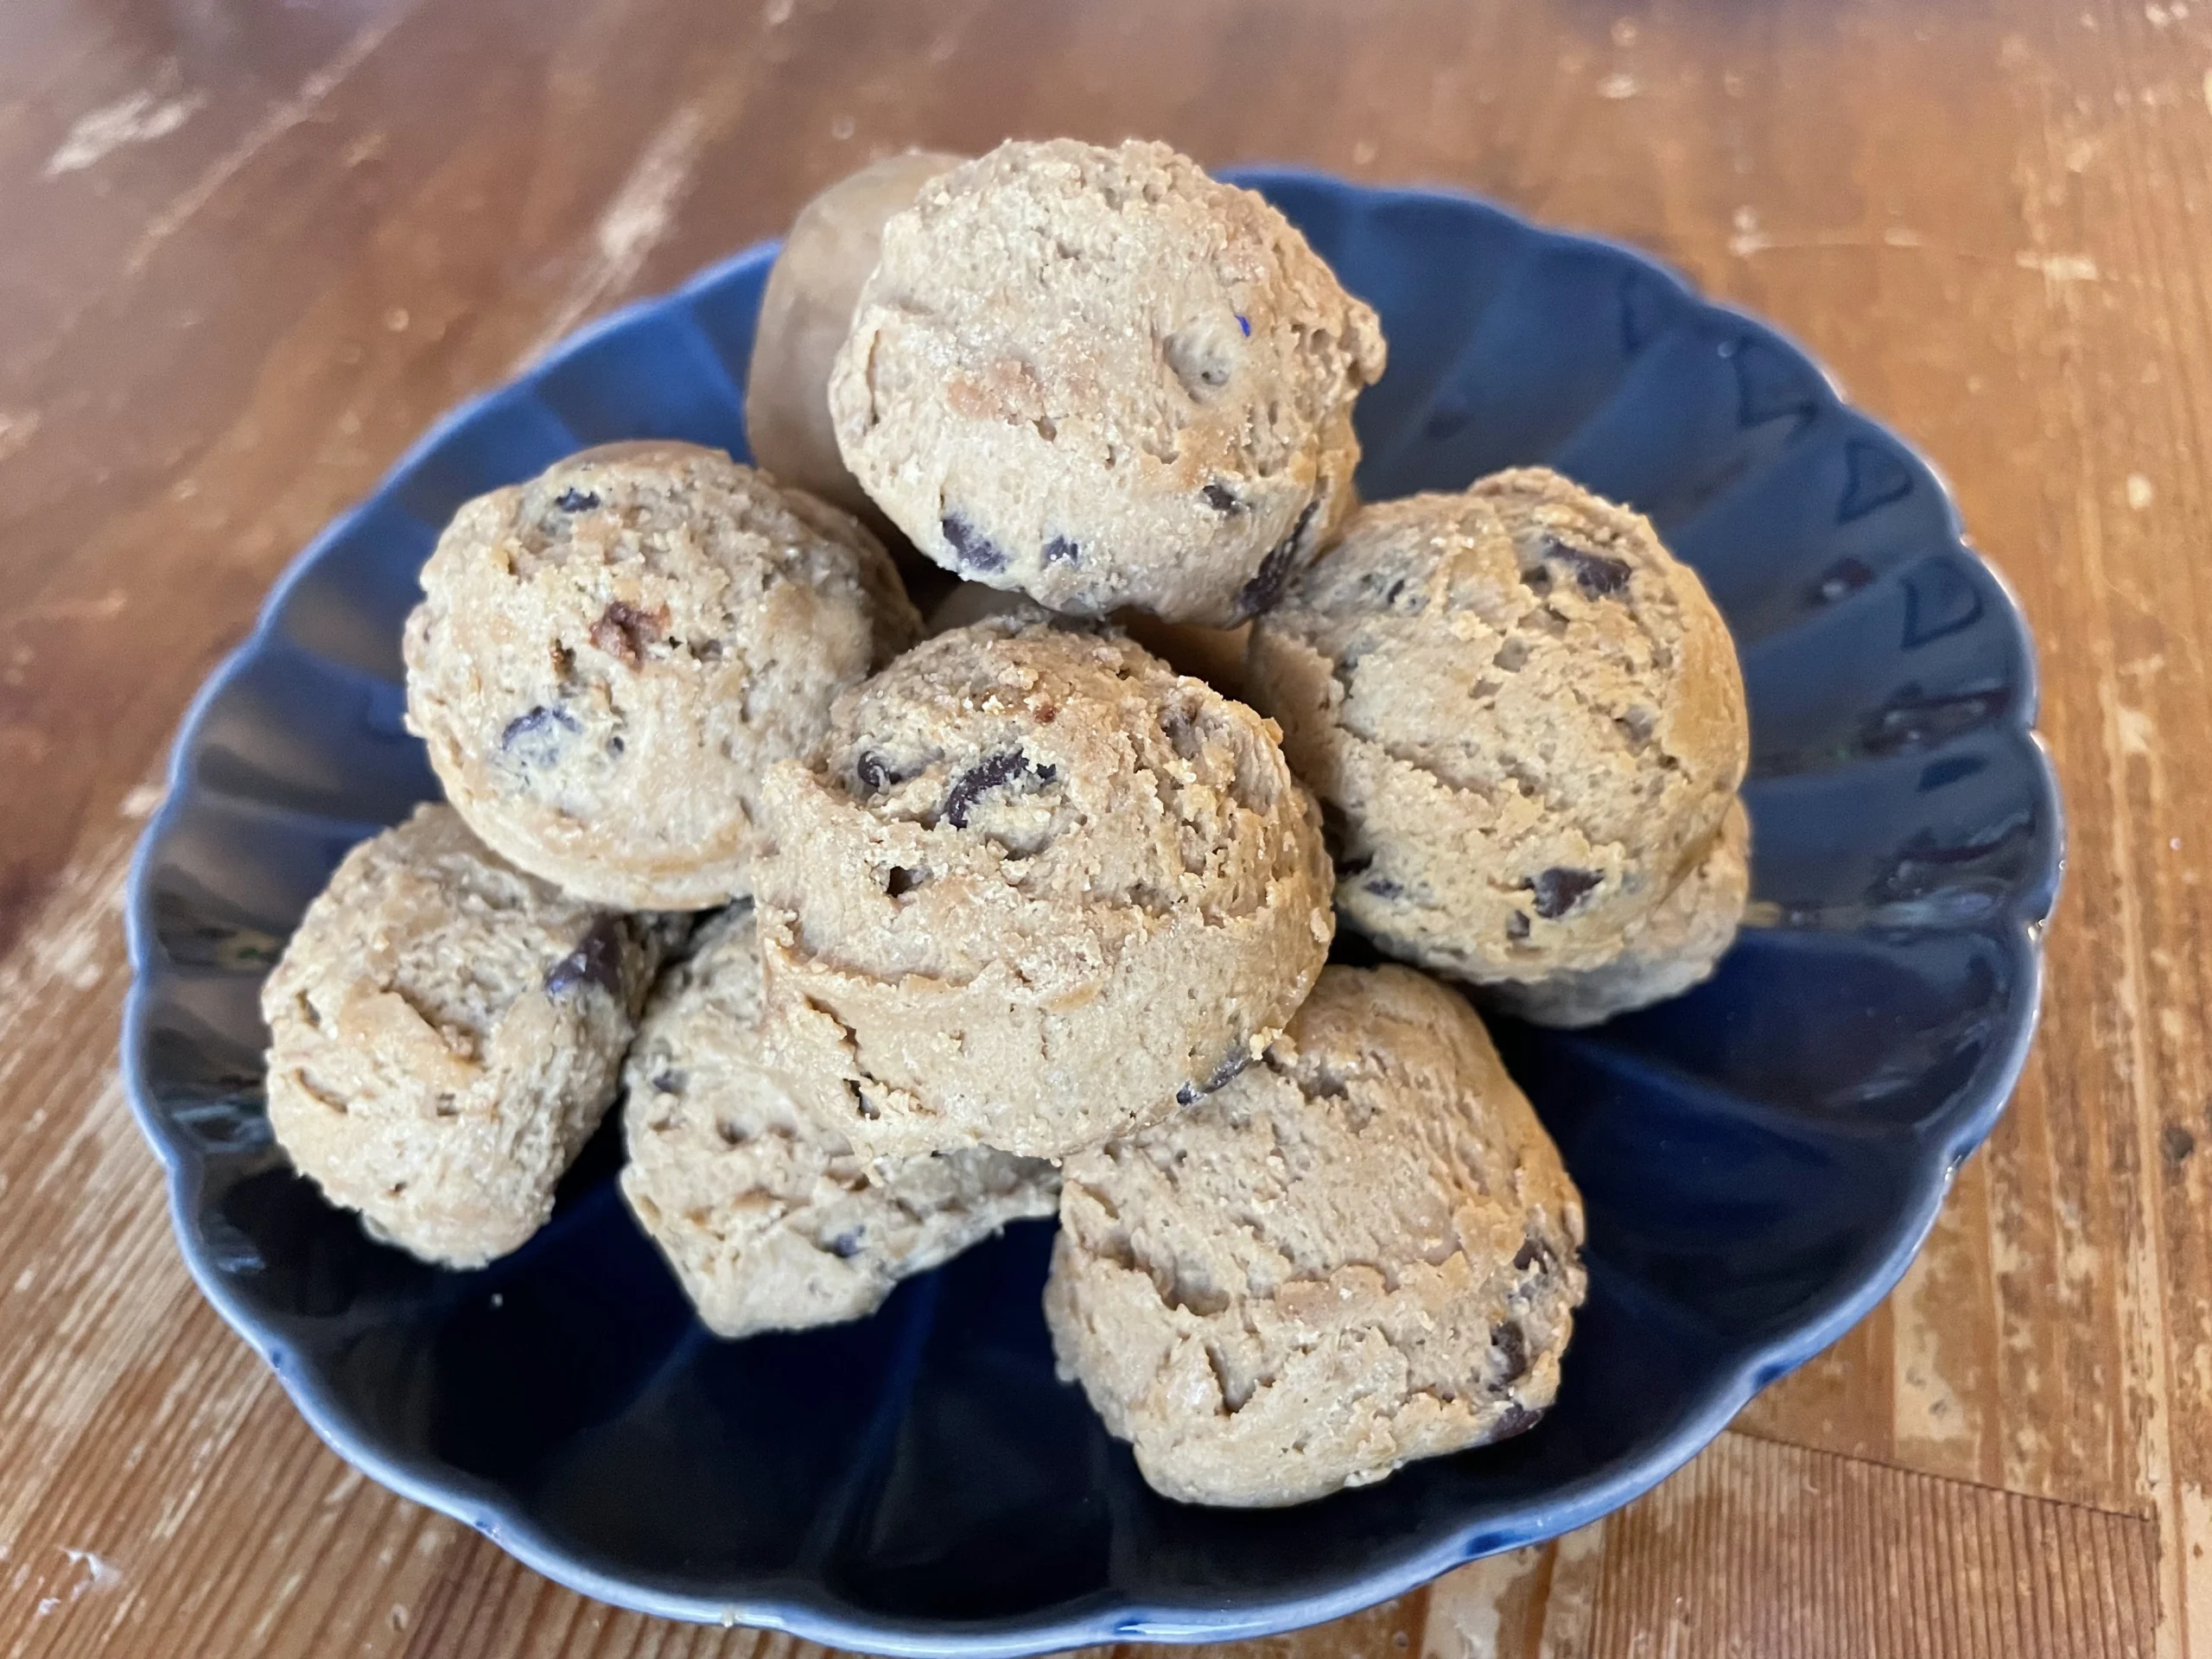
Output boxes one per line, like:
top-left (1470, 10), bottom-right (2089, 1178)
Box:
top-left (1175, 1050), bottom-right (1249, 1107)
top-left (854, 749), bottom-right (906, 793)
top-left (1493, 1320), bottom-right (1530, 1382)
top-left (886, 866), bottom-right (924, 898)
top-left (1541, 537), bottom-right (1633, 598)
top-left (500, 704), bottom-right (581, 763)
top-left (1202, 482), bottom-right (1243, 514)
top-left (1528, 867), bottom-right (1601, 919)
top-left (1234, 499), bottom-right (1320, 619)
top-left (1363, 877), bottom-right (1402, 899)
top-left (544, 916), bottom-right (626, 999)
top-left (1493, 1402), bottom-right (1545, 1439)
top-left (589, 600), bottom-right (668, 668)
top-left (1043, 536), bottom-right (1081, 565)
top-left (826, 1229), bottom-right (865, 1258)
top-left (554, 487), bottom-right (601, 512)
top-left (1506, 910), bottom-right (1532, 942)
top-left (941, 750), bottom-right (1054, 828)
top-left (1512, 1234), bottom-right (1555, 1273)
top-left (941, 513), bottom-right (1007, 573)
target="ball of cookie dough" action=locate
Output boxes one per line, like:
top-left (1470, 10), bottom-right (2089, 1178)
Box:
top-left (260, 804), bottom-right (674, 1269)
top-left (753, 613), bottom-right (1335, 1162)
top-left (1045, 964), bottom-right (1587, 1508)
top-left (829, 138), bottom-right (1387, 626)
top-left (1245, 468), bottom-right (1749, 1026)
top-left (746, 150), bottom-right (966, 531)
top-left (403, 442), bottom-right (922, 911)
top-left (619, 905), bottom-right (1059, 1338)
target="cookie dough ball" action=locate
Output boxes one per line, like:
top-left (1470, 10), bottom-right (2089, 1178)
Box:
top-left (403, 442), bottom-right (921, 910)
top-left (1046, 964), bottom-right (1587, 1508)
top-left (261, 804), bottom-right (672, 1268)
top-left (620, 906), bottom-right (1059, 1338)
top-left (1246, 469), bottom-right (1749, 1025)
top-left (747, 150), bottom-right (967, 531)
top-left (830, 138), bottom-right (1387, 626)
top-left (753, 613), bottom-right (1335, 1161)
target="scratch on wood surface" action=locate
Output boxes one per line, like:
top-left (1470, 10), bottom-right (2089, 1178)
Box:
top-left (0, 829), bottom-right (134, 1079)
top-left (1424, 1543), bottom-right (1549, 1657)
top-left (1535, 1522), bottom-right (1604, 1658)
top-left (2084, 442), bottom-right (2185, 1656)
top-left (2018, 249), bottom-right (2103, 285)
top-left (514, 102), bottom-right (709, 366)
top-left (0, 411), bottom-right (42, 467)
top-left (43, 86), bottom-right (206, 179)
top-left (125, 10), bottom-right (417, 276)
top-left (1893, 1184), bottom-right (1987, 1471)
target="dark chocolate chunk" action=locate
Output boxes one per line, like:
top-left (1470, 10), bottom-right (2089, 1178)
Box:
top-left (1493, 1320), bottom-right (1531, 1382)
top-left (1233, 498), bottom-right (1321, 619)
top-left (1492, 1402), bottom-right (1545, 1439)
top-left (1043, 535), bottom-right (1081, 565)
top-left (1505, 910), bottom-right (1532, 942)
top-left (1201, 482), bottom-right (1243, 514)
top-left (1541, 536), bottom-right (1633, 598)
top-left (853, 749), bottom-right (906, 793)
top-left (544, 916), bottom-right (626, 999)
top-left (826, 1229), bottom-right (865, 1259)
top-left (499, 704), bottom-right (581, 766)
top-left (940, 513), bottom-right (1008, 573)
top-left (589, 600), bottom-right (668, 667)
top-left (1175, 1050), bottom-right (1249, 1107)
top-left (554, 487), bottom-right (601, 512)
top-left (1363, 877), bottom-right (1402, 899)
top-left (941, 750), bottom-right (1054, 828)
top-left (501, 704), bottom-right (579, 747)
top-left (1528, 867), bottom-right (1602, 919)
top-left (886, 866), bottom-right (924, 898)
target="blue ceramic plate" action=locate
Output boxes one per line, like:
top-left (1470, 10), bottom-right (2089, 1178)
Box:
top-left (123, 170), bottom-right (2060, 1654)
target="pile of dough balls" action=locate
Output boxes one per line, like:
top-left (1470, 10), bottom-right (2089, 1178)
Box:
top-left (262, 137), bottom-right (1750, 1508)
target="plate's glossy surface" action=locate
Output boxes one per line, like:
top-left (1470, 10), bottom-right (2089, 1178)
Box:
top-left (122, 171), bottom-right (2060, 1655)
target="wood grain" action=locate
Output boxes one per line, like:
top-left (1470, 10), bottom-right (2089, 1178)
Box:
top-left (3, 0), bottom-right (2206, 1650)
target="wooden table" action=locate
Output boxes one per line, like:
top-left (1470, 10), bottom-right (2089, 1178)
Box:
top-left (1, 0), bottom-right (2201, 1651)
